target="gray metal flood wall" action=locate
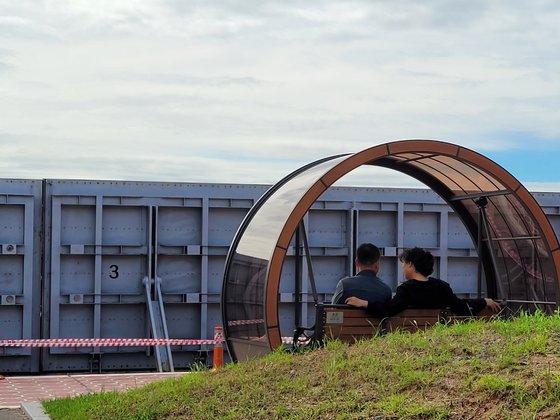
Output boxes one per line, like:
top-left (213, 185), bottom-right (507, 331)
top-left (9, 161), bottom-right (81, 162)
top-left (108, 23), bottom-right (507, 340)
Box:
top-left (0, 180), bottom-right (42, 373)
top-left (1, 179), bottom-right (560, 373)
top-left (41, 180), bottom-right (267, 372)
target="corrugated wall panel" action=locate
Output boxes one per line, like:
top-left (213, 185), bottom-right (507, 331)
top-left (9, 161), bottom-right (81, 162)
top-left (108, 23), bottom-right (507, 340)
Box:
top-left (0, 179), bottom-right (42, 373)
top-left (403, 211), bottom-right (440, 248)
top-left (359, 211), bottom-right (398, 248)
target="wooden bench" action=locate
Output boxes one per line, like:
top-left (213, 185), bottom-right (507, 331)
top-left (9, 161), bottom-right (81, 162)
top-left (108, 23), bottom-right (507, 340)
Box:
top-left (314, 303), bottom-right (496, 345)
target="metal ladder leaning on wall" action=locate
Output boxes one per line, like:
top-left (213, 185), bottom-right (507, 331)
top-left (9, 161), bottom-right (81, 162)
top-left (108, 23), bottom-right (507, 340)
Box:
top-left (143, 276), bottom-right (174, 372)
top-left (144, 206), bottom-right (174, 372)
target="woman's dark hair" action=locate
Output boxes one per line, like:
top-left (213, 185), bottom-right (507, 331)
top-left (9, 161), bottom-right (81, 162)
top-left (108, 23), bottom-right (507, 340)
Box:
top-left (399, 247), bottom-right (434, 277)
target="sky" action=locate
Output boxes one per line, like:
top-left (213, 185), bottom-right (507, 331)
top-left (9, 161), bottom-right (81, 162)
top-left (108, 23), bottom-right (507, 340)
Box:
top-left (1, 1), bottom-right (560, 191)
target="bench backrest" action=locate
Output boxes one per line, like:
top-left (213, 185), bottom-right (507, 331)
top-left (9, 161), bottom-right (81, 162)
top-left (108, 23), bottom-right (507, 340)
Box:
top-left (315, 304), bottom-right (495, 344)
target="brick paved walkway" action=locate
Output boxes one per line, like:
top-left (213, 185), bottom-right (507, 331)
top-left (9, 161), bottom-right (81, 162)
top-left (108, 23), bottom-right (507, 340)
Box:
top-left (0, 372), bottom-right (186, 408)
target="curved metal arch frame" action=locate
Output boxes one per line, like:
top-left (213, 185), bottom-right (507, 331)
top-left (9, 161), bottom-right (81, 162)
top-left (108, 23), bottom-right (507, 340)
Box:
top-left (223, 140), bottom-right (560, 361)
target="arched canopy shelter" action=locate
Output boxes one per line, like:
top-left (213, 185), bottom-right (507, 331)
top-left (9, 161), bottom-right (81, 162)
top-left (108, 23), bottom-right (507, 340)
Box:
top-left (222, 140), bottom-right (560, 361)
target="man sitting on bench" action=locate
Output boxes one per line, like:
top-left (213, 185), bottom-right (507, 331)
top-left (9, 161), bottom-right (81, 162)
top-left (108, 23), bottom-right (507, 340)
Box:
top-left (331, 243), bottom-right (392, 306)
top-left (345, 247), bottom-right (501, 317)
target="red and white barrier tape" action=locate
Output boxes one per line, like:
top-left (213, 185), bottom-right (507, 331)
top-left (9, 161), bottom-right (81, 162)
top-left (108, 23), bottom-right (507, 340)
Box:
top-left (0, 336), bottom-right (224, 348)
top-left (281, 337), bottom-right (312, 345)
top-left (227, 319), bottom-right (265, 326)
top-left (0, 334), bottom-right (306, 348)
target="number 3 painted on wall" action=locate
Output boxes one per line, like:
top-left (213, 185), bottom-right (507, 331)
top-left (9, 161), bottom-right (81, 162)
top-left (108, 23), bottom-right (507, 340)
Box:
top-left (109, 264), bottom-right (119, 279)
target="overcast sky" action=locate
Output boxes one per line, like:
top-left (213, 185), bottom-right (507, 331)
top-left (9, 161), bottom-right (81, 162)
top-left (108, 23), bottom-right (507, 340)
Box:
top-left (1, 1), bottom-right (560, 190)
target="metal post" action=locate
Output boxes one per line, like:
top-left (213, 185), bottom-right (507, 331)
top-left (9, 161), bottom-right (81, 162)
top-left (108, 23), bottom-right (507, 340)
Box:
top-left (351, 208), bottom-right (358, 277)
top-left (475, 197), bottom-right (504, 299)
top-left (300, 221), bottom-right (319, 304)
top-left (294, 223), bottom-right (302, 329)
top-left (476, 201), bottom-right (484, 298)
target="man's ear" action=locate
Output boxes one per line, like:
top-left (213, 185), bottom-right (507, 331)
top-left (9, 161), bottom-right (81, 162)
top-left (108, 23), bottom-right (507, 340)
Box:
top-left (355, 258), bottom-right (361, 269)
top-left (373, 260), bottom-right (381, 271)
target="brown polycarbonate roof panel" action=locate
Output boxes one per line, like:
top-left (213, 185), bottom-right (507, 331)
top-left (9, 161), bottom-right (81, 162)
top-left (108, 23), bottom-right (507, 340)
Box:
top-left (538, 247), bottom-right (558, 300)
top-left (455, 199), bottom-right (481, 229)
top-left (484, 203), bottom-right (529, 301)
top-left (458, 147), bottom-right (520, 192)
top-left (472, 192), bottom-right (554, 304)
top-left (389, 153), bottom-right (472, 193)
top-left (406, 158), bottom-right (481, 193)
top-left (391, 152), bottom-right (438, 162)
top-left (487, 195), bottom-right (535, 240)
top-left (516, 187), bottom-right (560, 251)
top-left (432, 156), bottom-right (505, 192)
top-left (497, 195), bottom-right (546, 243)
top-left (488, 240), bottom-right (531, 302)
top-left (387, 139), bottom-right (460, 156)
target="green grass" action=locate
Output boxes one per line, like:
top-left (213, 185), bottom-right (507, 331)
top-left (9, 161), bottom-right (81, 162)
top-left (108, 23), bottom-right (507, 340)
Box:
top-left (43, 312), bottom-right (560, 419)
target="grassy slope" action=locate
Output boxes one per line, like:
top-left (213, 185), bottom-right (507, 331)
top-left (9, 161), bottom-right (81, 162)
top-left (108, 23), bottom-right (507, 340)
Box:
top-left (44, 312), bottom-right (560, 419)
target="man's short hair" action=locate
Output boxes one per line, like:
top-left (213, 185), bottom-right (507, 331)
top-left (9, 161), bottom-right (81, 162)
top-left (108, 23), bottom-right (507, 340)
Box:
top-left (356, 243), bottom-right (381, 265)
top-left (399, 247), bottom-right (434, 277)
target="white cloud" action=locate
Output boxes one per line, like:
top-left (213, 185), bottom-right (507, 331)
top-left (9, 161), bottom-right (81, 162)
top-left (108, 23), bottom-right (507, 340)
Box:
top-left (0, 1), bottom-right (559, 188)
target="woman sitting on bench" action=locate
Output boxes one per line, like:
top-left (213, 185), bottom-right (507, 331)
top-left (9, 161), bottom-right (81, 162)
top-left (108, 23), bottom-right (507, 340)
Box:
top-left (345, 247), bottom-right (501, 317)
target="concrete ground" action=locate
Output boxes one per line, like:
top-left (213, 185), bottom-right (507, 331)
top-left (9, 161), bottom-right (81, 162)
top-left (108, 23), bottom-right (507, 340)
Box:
top-left (0, 408), bottom-right (28, 419)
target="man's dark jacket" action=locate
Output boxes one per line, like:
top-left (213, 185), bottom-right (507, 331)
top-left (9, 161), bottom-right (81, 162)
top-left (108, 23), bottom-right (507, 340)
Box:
top-left (331, 269), bottom-right (392, 305)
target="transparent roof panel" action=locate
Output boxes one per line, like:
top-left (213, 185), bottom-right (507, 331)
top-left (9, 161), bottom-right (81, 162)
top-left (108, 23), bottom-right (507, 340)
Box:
top-left (224, 155), bottom-right (348, 360)
top-left (235, 156), bottom-right (347, 260)
top-left (225, 253), bottom-right (267, 339)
